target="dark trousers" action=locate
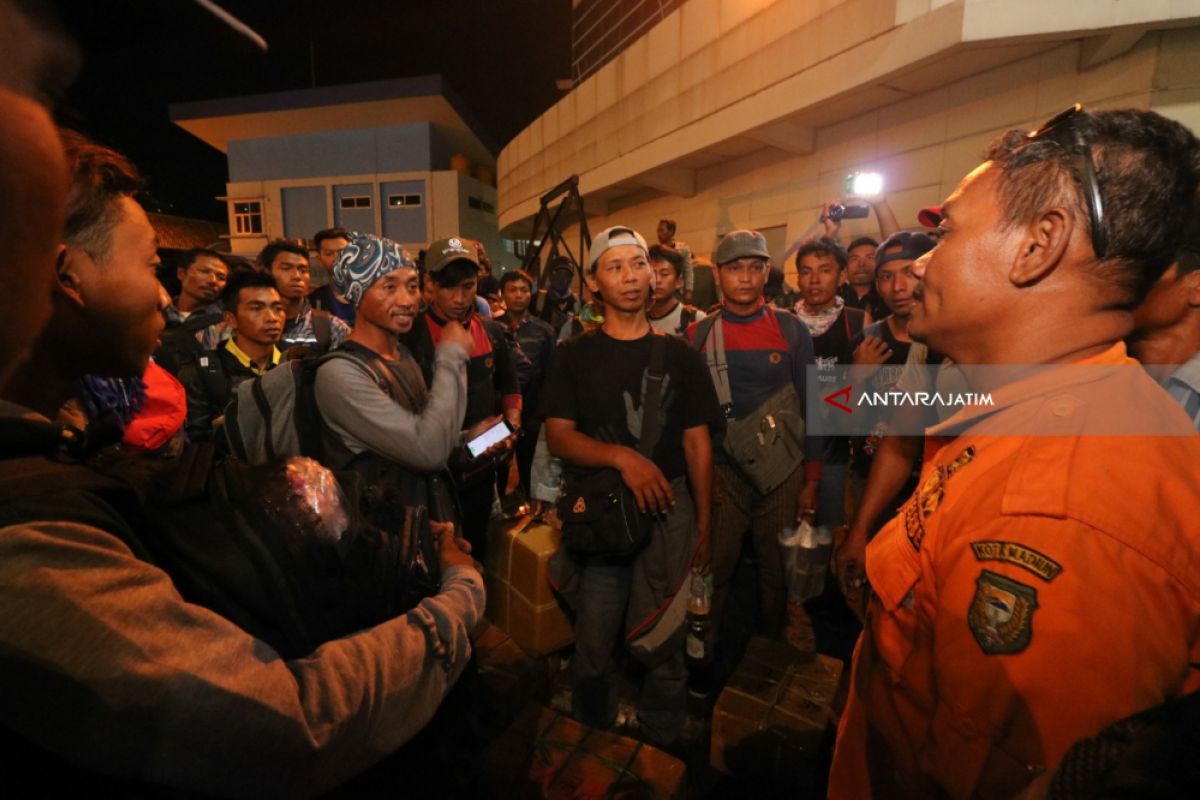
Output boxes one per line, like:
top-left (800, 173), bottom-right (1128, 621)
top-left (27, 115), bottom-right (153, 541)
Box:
top-left (571, 558), bottom-right (687, 745)
top-left (457, 471), bottom-right (495, 563)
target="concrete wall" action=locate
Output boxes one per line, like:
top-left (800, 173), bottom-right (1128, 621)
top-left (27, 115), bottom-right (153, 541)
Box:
top-left (554, 27), bottom-right (1200, 286)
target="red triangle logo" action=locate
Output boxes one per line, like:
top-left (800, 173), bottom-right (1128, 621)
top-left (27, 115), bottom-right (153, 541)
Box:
top-left (825, 385), bottom-right (854, 414)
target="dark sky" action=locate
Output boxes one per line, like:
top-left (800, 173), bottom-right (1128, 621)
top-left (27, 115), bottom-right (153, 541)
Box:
top-left (56, 0), bottom-right (572, 221)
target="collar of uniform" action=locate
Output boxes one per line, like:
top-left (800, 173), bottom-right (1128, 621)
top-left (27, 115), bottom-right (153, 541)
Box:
top-left (224, 337), bottom-right (281, 372)
top-left (925, 342), bottom-right (1131, 438)
top-left (925, 342), bottom-right (1131, 520)
top-left (719, 297), bottom-right (767, 322)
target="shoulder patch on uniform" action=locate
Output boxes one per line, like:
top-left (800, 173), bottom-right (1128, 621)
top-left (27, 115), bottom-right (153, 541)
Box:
top-left (968, 569), bottom-right (1038, 655)
top-left (970, 540), bottom-right (1063, 582)
top-left (902, 444), bottom-right (976, 551)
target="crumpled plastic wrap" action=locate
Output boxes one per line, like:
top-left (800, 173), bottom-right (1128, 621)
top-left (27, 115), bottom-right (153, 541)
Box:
top-left (284, 456), bottom-right (349, 544)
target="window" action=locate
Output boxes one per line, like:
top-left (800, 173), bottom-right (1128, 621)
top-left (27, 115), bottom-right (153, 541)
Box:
top-left (387, 193), bottom-right (423, 208)
top-left (231, 200), bottom-right (263, 236)
top-left (339, 195), bottom-right (372, 209)
top-left (468, 196), bottom-right (495, 213)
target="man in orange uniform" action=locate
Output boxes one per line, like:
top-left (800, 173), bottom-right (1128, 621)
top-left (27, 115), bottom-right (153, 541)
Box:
top-left (829, 107), bottom-right (1200, 799)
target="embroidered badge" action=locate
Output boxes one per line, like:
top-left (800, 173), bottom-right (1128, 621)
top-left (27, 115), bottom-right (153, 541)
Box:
top-left (769, 352), bottom-right (782, 364)
top-left (485, 356), bottom-right (494, 368)
top-left (573, 497), bottom-right (587, 514)
top-left (968, 570), bottom-right (1038, 655)
top-left (970, 541), bottom-right (1063, 582)
top-left (903, 444), bottom-right (976, 551)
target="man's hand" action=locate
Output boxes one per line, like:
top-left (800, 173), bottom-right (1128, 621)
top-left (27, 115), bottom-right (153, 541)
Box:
top-left (820, 199), bottom-right (842, 240)
top-left (853, 335), bottom-right (892, 366)
top-left (434, 520), bottom-right (476, 573)
top-left (796, 480), bottom-right (819, 524)
top-left (464, 414), bottom-right (516, 459)
top-left (441, 319), bottom-right (473, 351)
top-left (832, 522), bottom-right (868, 617)
top-left (615, 448), bottom-right (674, 515)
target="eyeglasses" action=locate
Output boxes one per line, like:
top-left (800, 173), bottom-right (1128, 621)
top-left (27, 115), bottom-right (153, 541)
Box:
top-left (1026, 103), bottom-right (1108, 259)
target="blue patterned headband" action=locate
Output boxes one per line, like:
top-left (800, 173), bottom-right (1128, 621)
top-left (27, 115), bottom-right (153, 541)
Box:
top-left (331, 232), bottom-right (415, 309)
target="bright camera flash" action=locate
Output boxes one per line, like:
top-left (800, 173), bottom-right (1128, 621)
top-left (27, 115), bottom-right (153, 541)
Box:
top-left (848, 172), bottom-right (884, 197)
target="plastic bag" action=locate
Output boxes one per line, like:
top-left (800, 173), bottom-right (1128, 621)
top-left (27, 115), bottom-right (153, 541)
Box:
top-left (284, 456), bottom-right (350, 544)
top-left (780, 520), bottom-right (833, 603)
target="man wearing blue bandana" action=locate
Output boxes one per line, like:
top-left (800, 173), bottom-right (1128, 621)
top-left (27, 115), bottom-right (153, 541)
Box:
top-left (314, 232), bottom-right (473, 514)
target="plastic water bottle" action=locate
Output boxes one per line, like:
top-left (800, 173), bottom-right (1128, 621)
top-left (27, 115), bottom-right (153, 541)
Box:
top-left (685, 569), bottom-right (713, 663)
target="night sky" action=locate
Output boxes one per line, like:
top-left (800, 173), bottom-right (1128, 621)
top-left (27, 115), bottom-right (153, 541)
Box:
top-left (56, 0), bottom-right (572, 221)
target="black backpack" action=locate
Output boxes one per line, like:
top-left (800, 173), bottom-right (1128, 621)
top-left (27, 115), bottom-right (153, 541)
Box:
top-left (154, 311), bottom-right (225, 376)
top-left (0, 418), bottom-right (438, 660)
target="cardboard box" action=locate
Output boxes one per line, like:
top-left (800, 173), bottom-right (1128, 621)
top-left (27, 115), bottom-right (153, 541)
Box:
top-left (471, 620), bottom-right (554, 734)
top-left (486, 515), bottom-right (574, 656)
top-left (710, 636), bottom-right (843, 782)
top-left (483, 703), bottom-right (687, 799)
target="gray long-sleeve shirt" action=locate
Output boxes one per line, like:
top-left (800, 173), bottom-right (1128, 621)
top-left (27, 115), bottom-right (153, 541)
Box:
top-left (314, 341), bottom-right (469, 472)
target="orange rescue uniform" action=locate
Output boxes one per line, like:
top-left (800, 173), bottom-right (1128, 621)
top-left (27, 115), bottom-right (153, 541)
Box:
top-left (829, 343), bottom-right (1200, 799)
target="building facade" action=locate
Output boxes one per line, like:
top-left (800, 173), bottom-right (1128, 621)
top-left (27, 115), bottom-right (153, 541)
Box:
top-left (172, 75), bottom-right (511, 268)
top-left (500, 0), bottom-right (1200, 287)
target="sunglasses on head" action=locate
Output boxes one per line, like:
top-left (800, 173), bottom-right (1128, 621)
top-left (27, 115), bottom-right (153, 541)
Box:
top-left (1026, 103), bottom-right (1108, 259)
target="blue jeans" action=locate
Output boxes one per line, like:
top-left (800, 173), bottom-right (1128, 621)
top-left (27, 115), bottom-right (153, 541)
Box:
top-left (571, 558), bottom-right (687, 745)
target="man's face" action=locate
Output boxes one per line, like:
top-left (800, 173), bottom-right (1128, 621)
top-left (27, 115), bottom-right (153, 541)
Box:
top-left (177, 255), bottom-right (228, 307)
top-left (0, 88), bottom-right (66, 390)
top-left (656, 221), bottom-right (673, 245)
top-left (74, 196), bottom-right (167, 377)
top-left (270, 252), bottom-right (310, 301)
top-left (797, 253), bottom-right (841, 308)
top-left (1132, 263), bottom-right (1198, 335)
top-left (501, 278), bottom-right (532, 314)
top-left (908, 163), bottom-right (1014, 350)
top-left (357, 270), bottom-right (420, 335)
top-left (717, 257), bottom-right (770, 306)
top-left (847, 243), bottom-right (876, 287)
top-left (430, 271), bottom-right (477, 322)
top-left (875, 252), bottom-right (918, 318)
top-left (585, 244), bottom-right (652, 313)
top-left (316, 237), bottom-right (348, 271)
top-left (549, 267), bottom-right (573, 294)
top-left (651, 259), bottom-right (679, 303)
top-left (226, 286), bottom-right (283, 348)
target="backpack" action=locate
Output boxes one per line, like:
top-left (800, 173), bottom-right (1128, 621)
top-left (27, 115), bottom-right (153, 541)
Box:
top-left (222, 348), bottom-right (416, 466)
top-left (0, 420), bottom-right (436, 660)
top-left (154, 311), bottom-right (225, 376)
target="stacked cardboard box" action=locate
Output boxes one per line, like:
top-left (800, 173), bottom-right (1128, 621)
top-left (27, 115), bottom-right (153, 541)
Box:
top-left (485, 515), bottom-right (574, 656)
top-left (711, 636), bottom-right (844, 785)
top-left (471, 621), bottom-right (555, 733)
top-left (484, 703), bottom-right (687, 799)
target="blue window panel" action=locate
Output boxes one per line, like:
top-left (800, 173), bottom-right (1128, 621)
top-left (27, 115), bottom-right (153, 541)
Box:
top-left (281, 185), bottom-right (328, 241)
top-left (333, 183), bottom-right (375, 233)
top-left (380, 179), bottom-right (426, 243)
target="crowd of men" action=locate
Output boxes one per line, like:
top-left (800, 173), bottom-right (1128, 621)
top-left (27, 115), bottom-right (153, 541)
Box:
top-left (2, 4), bottom-right (1200, 796)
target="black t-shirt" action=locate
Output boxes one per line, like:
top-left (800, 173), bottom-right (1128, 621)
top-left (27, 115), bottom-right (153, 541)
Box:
top-left (538, 329), bottom-right (722, 481)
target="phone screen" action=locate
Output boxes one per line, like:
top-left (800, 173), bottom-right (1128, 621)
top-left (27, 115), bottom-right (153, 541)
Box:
top-left (467, 419), bottom-right (512, 457)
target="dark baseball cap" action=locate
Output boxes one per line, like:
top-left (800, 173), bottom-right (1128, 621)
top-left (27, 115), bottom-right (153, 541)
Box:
top-left (875, 231), bottom-right (937, 271)
top-left (425, 236), bottom-right (480, 274)
top-left (714, 230), bottom-right (771, 265)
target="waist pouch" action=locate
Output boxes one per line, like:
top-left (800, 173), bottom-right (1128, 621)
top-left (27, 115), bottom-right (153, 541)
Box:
top-left (557, 467), bottom-right (651, 557)
top-left (724, 382), bottom-right (805, 495)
